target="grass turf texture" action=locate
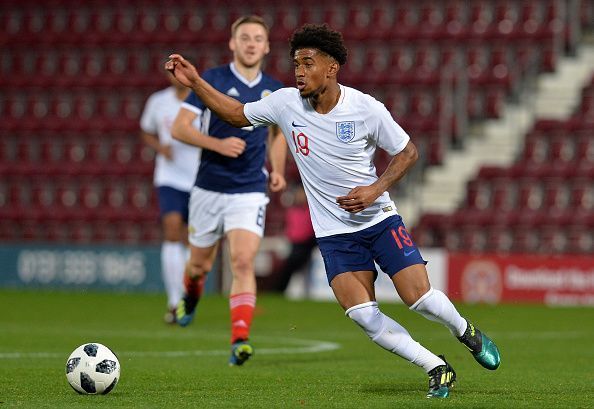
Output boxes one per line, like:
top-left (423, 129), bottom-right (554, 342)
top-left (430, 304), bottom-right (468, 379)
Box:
top-left (1, 289), bottom-right (592, 408)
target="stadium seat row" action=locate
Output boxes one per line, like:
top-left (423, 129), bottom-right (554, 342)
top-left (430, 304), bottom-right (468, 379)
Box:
top-left (0, 0), bottom-right (568, 45)
top-left (0, 39), bottom-right (554, 89)
top-left (0, 217), bottom-right (162, 244)
top-left (414, 216), bottom-right (594, 254)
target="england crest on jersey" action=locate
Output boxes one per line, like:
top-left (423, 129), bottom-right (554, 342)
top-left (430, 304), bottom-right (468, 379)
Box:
top-left (336, 121), bottom-right (355, 143)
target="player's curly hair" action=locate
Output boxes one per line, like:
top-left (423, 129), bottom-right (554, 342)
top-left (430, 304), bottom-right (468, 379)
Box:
top-left (289, 24), bottom-right (348, 65)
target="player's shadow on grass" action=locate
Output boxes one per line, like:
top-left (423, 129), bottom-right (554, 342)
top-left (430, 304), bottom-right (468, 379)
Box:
top-left (362, 382), bottom-right (497, 397)
top-left (360, 382), bottom-right (424, 395)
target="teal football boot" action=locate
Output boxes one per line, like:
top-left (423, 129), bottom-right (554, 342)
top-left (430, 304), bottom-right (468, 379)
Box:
top-left (426, 355), bottom-right (456, 398)
top-left (229, 340), bottom-right (254, 366)
top-left (458, 320), bottom-right (501, 370)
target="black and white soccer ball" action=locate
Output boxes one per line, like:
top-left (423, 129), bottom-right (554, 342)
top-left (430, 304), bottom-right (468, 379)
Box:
top-left (65, 342), bottom-right (120, 395)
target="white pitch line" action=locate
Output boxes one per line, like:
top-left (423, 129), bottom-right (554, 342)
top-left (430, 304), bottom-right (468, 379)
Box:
top-left (0, 338), bottom-right (340, 360)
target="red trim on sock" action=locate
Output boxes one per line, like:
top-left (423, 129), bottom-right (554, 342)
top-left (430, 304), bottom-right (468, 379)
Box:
top-left (230, 293), bottom-right (256, 344)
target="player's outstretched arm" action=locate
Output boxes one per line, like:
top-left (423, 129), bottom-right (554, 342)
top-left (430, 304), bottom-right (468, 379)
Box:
top-left (165, 54), bottom-right (251, 128)
top-left (337, 141), bottom-right (418, 213)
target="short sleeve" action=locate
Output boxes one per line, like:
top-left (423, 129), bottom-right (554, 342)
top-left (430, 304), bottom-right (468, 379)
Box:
top-left (139, 94), bottom-right (158, 134)
top-left (244, 88), bottom-right (290, 127)
top-left (367, 97), bottom-right (410, 156)
top-left (181, 70), bottom-right (216, 115)
top-left (181, 91), bottom-right (205, 116)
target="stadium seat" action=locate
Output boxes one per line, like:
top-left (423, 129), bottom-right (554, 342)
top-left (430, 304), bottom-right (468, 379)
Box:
top-left (485, 225), bottom-right (514, 253)
top-left (543, 178), bottom-right (571, 210)
top-left (465, 179), bottom-right (491, 210)
top-left (342, 4), bottom-right (372, 41)
top-left (567, 225), bottom-right (594, 254)
top-left (538, 223), bottom-right (569, 254)
top-left (522, 132), bottom-right (549, 163)
top-left (460, 224), bottom-right (488, 252)
top-left (416, 1), bottom-right (446, 41)
top-left (366, 1), bottom-right (396, 40)
top-left (511, 222), bottom-right (540, 253)
top-left (490, 177), bottom-right (516, 210)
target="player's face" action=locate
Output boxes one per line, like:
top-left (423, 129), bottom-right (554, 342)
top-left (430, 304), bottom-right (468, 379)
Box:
top-left (229, 23), bottom-right (270, 69)
top-left (293, 48), bottom-right (336, 98)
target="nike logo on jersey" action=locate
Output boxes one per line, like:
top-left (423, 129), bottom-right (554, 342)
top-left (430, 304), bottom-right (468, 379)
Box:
top-left (404, 249), bottom-right (417, 257)
top-left (226, 87), bottom-right (240, 97)
top-left (292, 121), bottom-right (306, 127)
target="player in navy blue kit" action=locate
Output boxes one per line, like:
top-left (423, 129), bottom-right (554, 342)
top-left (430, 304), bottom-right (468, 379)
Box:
top-left (166, 23), bottom-right (500, 396)
top-left (171, 15), bottom-right (287, 366)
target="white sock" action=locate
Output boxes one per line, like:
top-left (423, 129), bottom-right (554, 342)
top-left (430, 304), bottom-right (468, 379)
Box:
top-left (161, 241), bottom-right (187, 308)
top-left (346, 302), bottom-right (445, 373)
top-left (409, 288), bottom-right (467, 337)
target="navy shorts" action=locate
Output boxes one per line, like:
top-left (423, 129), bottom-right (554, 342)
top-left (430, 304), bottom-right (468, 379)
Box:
top-left (316, 215), bottom-right (427, 285)
top-left (157, 186), bottom-right (190, 223)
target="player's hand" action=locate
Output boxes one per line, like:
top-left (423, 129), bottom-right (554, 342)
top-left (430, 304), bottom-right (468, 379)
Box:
top-left (336, 185), bottom-right (382, 213)
top-left (165, 54), bottom-right (199, 88)
top-left (216, 136), bottom-right (246, 158)
top-left (160, 145), bottom-right (173, 160)
top-left (268, 171), bottom-right (286, 193)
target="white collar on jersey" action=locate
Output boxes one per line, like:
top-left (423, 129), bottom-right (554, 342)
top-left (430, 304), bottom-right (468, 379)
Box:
top-left (229, 63), bottom-right (263, 88)
top-left (306, 84), bottom-right (347, 114)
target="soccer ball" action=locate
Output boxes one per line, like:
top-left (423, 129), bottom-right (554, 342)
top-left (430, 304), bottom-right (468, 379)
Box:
top-left (65, 342), bottom-right (120, 394)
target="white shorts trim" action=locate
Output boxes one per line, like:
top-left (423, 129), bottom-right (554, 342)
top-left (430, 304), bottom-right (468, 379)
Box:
top-left (188, 187), bottom-right (269, 247)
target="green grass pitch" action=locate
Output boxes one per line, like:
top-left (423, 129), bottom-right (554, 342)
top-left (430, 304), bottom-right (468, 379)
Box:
top-left (1, 289), bottom-right (593, 408)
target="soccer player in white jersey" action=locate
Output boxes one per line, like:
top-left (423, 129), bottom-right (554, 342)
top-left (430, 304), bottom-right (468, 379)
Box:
top-left (139, 70), bottom-right (201, 324)
top-left (165, 24), bottom-right (500, 397)
top-left (170, 15), bottom-right (287, 366)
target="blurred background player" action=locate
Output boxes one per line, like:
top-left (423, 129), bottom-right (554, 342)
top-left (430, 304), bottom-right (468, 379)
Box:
top-left (170, 15), bottom-right (287, 366)
top-left (165, 23), bottom-right (500, 397)
top-left (139, 70), bottom-right (201, 324)
top-left (273, 184), bottom-right (316, 293)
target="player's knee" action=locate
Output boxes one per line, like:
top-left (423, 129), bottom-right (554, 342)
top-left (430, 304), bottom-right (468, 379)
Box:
top-left (230, 253), bottom-right (254, 276)
top-left (346, 302), bottom-right (383, 339)
top-left (409, 287), bottom-right (435, 311)
top-left (400, 283), bottom-right (432, 307)
top-left (162, 215), bottom-right (184, 241)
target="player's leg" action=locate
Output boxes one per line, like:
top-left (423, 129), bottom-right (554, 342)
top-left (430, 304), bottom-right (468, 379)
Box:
top-left (223, 192), bottom-right (268, 366)
top-left (402, 271), bottom-right (501, 370)
top-left (382, 216), bottom-right (500, 371)
top-left (178, 187), bottom-right (223, 327)
top-left (226, 229), bottom-right (260, 366)
top-left (330, 271), bottom-right (455, 398)
top-left (157, 186), bottom-right (191, 324)
top-left (176, 243), bottom-right (218, 326)
top-left (395, 267), bottom-right (500, 370)
top-left (319, 226), bottom-right (454, 398)
top-left (161, 212), bottom-right (187, 323)
top-left (392, 264), bottom-right (467, 336)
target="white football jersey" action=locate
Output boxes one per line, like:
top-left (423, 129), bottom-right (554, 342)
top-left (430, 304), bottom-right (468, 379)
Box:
top-left (244, 85), bottom-right (410, 237)
top-left (140, 87), bottom-right (201, 192)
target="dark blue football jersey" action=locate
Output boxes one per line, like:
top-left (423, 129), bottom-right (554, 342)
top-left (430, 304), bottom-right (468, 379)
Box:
top-left (182, 63), bottom-right (283, 193)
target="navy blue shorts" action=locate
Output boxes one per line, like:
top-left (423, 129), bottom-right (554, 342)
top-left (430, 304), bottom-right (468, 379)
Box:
top-left (316, 215), bottom-right (427, 285)
top-left (157, 186), bottom-right (190, 223)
